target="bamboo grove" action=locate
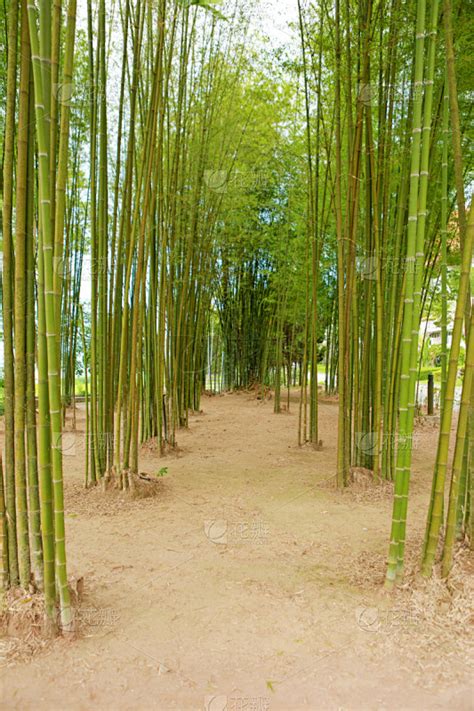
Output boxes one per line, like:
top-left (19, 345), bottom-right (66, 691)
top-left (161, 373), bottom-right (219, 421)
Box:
top-left (0, 0), bottom-right (472, 632)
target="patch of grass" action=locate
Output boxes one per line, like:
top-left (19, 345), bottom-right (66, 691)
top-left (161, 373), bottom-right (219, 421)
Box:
top-left (418, 367), bottom-right (442, 382)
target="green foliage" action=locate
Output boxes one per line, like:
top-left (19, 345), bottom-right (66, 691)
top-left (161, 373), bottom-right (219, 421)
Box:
top-left (181, 0), bottom-right (227, 21)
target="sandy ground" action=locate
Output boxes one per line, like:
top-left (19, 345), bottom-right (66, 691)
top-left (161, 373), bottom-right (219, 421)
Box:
top-left (1, 391), bottom-right (473, 711)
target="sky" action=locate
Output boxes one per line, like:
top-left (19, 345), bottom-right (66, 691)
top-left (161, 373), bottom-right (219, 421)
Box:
top-left (254, 0), bottom-right (299, 47)
top-left (76, 0), bottom-right (300, 45)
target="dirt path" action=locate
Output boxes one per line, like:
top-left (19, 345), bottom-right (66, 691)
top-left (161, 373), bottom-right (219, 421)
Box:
top-left (1, 392), bottom-right (473, 710)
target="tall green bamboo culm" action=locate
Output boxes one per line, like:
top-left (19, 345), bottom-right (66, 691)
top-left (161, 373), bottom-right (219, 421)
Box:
top-left (2, 0), bottom-right (20, 588)
top-left (385, 0), bottom-right (427, 589)
top-left (14, 0), bottom-right (33, 588)
top-left (422, 202), bottom-right (474, 577)
top-left (441, 301), bottom-right (474, 576)
top-left (27, 0), bottom-right (77, 631)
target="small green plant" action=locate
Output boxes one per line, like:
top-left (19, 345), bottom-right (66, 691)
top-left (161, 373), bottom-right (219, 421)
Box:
top-left (154, 467), bottom-right (168, 478)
